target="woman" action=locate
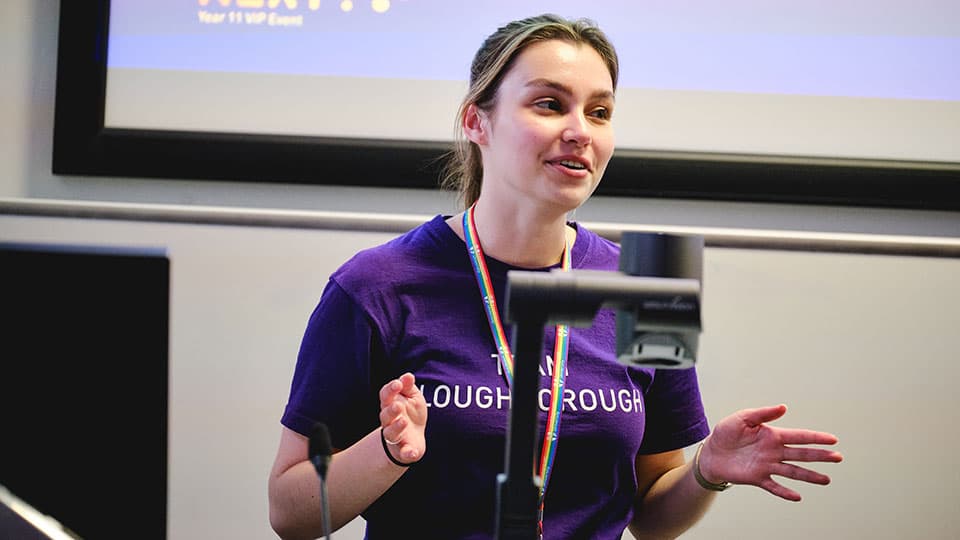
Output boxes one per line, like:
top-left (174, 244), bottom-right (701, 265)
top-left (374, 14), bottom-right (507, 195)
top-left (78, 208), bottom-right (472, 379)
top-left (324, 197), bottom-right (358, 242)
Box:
top-left (268, 13), bottom-right (842, 540)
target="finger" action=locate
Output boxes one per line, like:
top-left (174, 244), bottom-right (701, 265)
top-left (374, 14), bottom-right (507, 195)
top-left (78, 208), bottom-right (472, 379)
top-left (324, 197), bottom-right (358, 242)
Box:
top-left (382, 416), bottom-right (407, 444)
top-left (398, 372), bottom-right (421, 397)
top-left (759, 476), bottom-right (802, 502)
top-left (378, 378), bottom-right (403, 406)
top-left (378, 400), bottom-right (405, 426)
top-left (771, 462), bottom-right (833, 486)
top-left (782, 446), bottom-right (844, 464)
top-left (738, 404), bottom-right (788, 427)
top-left (778, 429), bottom-right (840, 446)
top-left (400, 444), bottom-right (421, 462)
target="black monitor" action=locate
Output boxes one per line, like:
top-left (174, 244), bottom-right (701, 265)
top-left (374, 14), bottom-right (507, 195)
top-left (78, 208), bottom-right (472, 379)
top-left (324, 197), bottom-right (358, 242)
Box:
top-left (0, 241), bottom-right (169, 539)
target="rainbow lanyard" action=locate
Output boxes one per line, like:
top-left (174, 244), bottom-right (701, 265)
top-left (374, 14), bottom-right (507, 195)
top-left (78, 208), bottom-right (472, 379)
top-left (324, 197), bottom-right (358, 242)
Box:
top-left (462, 204), bottom-right (571, 526)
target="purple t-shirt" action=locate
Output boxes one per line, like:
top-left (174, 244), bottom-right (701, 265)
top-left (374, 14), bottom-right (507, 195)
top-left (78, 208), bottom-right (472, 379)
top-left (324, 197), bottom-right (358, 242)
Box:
top-left (282, 215), bottom-right (709, 539)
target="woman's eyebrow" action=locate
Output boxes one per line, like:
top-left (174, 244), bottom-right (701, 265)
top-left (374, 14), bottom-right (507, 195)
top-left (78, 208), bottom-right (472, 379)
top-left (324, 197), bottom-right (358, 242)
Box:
top-left (524, 78), bottom-right (615, 101)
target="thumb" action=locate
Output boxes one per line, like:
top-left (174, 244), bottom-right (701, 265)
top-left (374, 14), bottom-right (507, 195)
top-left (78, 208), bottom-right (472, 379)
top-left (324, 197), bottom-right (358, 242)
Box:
top-left (738, 403), bottom-right (788, 427)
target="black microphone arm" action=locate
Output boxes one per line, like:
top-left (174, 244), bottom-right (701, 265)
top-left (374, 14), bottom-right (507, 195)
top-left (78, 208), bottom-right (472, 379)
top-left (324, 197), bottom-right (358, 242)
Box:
top-left (494, 232), bottom-right (704, 540)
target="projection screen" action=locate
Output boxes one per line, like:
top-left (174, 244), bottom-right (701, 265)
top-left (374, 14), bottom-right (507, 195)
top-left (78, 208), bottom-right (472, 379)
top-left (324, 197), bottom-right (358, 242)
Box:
top-left (52, 0), bottom-right (960, 209)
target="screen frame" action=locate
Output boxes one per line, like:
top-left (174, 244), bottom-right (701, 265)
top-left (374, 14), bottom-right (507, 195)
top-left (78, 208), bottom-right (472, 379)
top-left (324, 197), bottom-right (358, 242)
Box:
top-left (52, 0), bottom-right (960, 211)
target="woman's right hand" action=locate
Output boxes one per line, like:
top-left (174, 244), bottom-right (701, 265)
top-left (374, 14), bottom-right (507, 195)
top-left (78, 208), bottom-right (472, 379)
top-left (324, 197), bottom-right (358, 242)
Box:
top-left (378, 372), bottom-right (428, 464)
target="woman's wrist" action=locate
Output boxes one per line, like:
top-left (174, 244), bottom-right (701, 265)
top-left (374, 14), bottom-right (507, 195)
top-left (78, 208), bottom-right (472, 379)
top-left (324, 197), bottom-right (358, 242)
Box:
top-left (693, 440), bottom-right (732, 492)
top-left (380, 428), bottom-right (418, 467)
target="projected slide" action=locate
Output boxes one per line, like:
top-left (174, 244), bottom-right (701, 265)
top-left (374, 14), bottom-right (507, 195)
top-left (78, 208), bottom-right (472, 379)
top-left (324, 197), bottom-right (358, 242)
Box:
top-left (104, 0), bottom-right (960, 163)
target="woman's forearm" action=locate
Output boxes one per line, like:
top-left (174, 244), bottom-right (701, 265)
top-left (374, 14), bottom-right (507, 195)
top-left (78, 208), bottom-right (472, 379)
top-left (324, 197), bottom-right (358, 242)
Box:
top-left (269, 428), bottom-right (409, 540)
top-left (628, 460), bottom-right (718, 540)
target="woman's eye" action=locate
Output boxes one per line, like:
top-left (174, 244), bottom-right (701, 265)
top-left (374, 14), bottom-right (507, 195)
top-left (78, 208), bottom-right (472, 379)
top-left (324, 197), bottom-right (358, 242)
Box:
top-left (535, 99), bottom-right (562, 112)
top-left (590, 107), bottom-right (611, 120)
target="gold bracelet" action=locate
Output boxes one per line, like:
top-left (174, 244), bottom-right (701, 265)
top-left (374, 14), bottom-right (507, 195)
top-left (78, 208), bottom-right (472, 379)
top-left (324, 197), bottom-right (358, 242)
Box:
top-left (693, 442), bottom-right (732, 492)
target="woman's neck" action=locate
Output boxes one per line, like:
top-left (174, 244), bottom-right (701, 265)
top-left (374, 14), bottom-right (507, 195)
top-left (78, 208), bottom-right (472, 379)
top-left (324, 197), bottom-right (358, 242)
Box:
top-left (449, 200), bottom-right (574, 268)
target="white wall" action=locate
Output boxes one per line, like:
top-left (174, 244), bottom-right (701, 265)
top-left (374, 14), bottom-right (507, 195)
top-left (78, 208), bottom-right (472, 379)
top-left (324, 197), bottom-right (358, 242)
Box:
top-left (3, 2), bottom-right (960, 539)
top-left (3, 212), bottom-right (959, 540)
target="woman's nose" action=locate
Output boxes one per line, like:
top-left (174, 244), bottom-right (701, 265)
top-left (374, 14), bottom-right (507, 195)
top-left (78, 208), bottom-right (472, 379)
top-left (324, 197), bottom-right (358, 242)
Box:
top-left (562, 114), bottom-right (592, 146)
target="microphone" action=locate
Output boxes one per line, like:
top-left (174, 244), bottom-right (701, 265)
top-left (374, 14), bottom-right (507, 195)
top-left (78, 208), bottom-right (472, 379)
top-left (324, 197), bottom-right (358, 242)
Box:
top-left (614, 232), bottom-right (703, 368)
top-left (309, 422), bottom-right (333, 479)
top-left (309, 422), bottom-right (334, 539)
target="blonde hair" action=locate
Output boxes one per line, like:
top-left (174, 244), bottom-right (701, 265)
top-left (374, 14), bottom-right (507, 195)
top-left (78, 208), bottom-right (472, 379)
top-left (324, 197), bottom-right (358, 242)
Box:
top-left (438, 14), bottom-right (620, 210)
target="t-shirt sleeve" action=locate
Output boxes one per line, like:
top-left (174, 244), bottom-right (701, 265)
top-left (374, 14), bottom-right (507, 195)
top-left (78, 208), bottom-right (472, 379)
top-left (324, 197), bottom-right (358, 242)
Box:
top-left (638, 366), bottom-right (711, 454)
top-left (280, 279), bottom-right (381, 450)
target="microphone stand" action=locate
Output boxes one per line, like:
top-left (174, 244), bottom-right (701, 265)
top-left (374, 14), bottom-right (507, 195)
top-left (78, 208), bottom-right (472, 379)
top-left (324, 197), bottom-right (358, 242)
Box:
top-left (320, 476), bottom-right (331, 540)
top-left (310, 422), bottom-right (334, 540)
top-left (493, 310), bottom-right (548, 540)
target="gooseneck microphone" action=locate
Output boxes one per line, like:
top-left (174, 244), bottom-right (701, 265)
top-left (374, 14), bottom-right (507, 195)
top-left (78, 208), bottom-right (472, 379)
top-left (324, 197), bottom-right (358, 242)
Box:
top-left (309, 422), bottom-right (334, 539)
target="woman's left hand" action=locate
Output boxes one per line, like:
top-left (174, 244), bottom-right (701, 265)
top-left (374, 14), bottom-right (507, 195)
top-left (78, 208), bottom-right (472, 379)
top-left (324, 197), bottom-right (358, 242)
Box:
top-left (698, 404), bottom-right (844, 501)
top-left (378, 372), bottom-right (428, 464)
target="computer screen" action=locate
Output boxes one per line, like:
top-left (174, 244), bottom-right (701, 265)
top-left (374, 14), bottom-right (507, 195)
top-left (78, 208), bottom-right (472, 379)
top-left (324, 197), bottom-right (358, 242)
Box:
top-left (0, 242), bottom-right (170, 540)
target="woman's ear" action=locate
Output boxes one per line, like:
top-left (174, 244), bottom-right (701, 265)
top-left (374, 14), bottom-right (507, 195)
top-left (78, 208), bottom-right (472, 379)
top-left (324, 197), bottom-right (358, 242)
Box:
top-left (463, 103), bottom-right (488, 145)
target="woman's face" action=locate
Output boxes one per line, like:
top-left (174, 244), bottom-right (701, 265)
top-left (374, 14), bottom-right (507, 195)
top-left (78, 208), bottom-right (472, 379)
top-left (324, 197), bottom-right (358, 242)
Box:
top-left (469, 39), bottom-right (616, 212)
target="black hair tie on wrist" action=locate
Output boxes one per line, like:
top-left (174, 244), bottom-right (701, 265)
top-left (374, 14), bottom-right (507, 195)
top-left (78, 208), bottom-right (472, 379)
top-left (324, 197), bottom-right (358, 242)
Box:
top-left (380, 428), bottom-right (416, 467)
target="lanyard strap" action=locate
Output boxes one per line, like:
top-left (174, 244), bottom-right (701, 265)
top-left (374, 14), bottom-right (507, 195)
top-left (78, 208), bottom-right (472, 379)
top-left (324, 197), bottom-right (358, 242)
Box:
top-left (462, 205), bottom-right (571, 522)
